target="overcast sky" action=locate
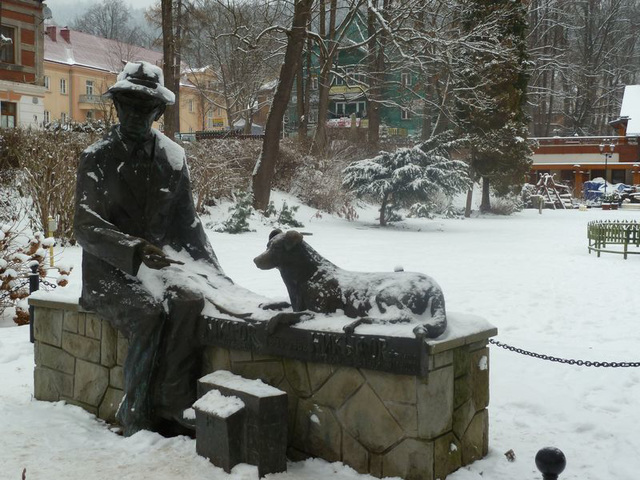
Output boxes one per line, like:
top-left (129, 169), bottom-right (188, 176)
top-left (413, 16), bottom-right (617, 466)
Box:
top-left (49, 0), bottom-right (159, 10)
top-left (48, 1), bottom-right (158, 29)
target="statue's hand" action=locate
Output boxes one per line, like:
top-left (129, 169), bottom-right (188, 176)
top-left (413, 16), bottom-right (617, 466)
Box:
top-left (267, 311), bottom-right (313, 334)
top-left (139, 243), bottom-right (173, 270)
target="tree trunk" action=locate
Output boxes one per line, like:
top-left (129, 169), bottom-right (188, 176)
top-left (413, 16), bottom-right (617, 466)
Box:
top-left (379, 192), bottom-right (389, 226)
top-left (464, 184), bottom-right (473, 218)
top-left (480, 177), bottom-right (491, 213)
top-left (252, 0), bottom-right (313, 210)
top-left (161, 0), bottom-right (178, 139)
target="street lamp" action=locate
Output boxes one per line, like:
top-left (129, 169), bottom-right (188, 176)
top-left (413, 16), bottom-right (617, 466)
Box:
top-left (599, 143), bottom-right (615, 196)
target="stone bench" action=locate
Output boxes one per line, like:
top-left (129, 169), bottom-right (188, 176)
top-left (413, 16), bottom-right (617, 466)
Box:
top-left (195, 371), bottom-right (287, 476)
top-left (30, 296), bottom-right (497, 480)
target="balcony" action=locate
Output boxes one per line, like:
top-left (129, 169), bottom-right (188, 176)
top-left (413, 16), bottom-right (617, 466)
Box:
top-left (78, 94), bottom-right (104, 109)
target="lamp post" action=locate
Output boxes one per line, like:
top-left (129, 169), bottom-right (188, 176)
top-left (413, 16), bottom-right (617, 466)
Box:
top-left (598, 143), bottom-right (615, 197)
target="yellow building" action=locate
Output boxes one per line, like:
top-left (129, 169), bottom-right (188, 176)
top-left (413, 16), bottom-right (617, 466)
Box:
top-left (43, 24), bottom-right (227, 134)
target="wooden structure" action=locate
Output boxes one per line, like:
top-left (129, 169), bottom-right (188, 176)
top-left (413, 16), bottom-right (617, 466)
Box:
top-left (534, 173), bottom-right (574, 209)
top-left (587, 220), bottom-right (640, 259)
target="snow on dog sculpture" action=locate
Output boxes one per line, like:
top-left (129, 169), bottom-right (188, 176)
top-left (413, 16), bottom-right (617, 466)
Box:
top-left (254, 229), bottom-right (447, 338)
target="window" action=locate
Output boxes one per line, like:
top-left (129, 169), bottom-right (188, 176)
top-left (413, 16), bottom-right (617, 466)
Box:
top-left (335, 102), bottom-right (346, 116)
top-left (86, 80), bottom-right (94, 96)
top-left (61, 112), bottom-right (67, 123)
top-left (311, 76), bottom-right (318, 90)
top-left (44, 76), bottom-right (50, 90)
top-left (0, 26), bottom-right (15, 64)
top-left (401, 108), bottom-right (410, 120)
top-left (60, 78), bottom-right (67, 94)
top-left (86, 110), bottom-right (94, 121)
top-left (1, 102), bottom-right (17, 127)
top-left (401, 72), bottom-right (412, 87)
top-left (188, 99), bottom-right (194, 113)
top-left (307, 109), bottom-right (318, 124)
top-left (44, 110), bottom-right (50, 123)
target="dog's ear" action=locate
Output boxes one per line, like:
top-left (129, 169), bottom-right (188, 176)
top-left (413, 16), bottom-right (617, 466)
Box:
top-left (269, 229), bottom-right (283, 241)
top-left (283, 230), bottom-right (304, 250)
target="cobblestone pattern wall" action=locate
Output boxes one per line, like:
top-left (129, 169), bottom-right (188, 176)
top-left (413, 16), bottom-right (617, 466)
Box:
top-left (33, 303), bottom-right (490, 480)
top-left (33, 306), bottom-right (127, 423)
top-left (203, 340), bottom-right (490, 480)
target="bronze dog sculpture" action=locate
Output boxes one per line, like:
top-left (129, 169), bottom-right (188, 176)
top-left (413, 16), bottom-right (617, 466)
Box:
top-left (254, 229), bottom-right (447, 338)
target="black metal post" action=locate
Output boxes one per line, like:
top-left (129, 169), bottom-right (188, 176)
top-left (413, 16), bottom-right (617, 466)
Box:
top-left (535, 447), bottom-right (566, 480)
top-left (29, 263), bottom-right (39, 343)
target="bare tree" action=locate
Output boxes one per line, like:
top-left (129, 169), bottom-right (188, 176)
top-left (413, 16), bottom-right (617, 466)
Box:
top-left (72, 0), bottom-right (145, 46)
top-left (161, 0), bottom-right (181, 138)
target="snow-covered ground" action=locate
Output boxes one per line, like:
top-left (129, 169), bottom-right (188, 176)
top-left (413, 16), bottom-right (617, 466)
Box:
top-left (2, 195), bottom-right (639, 480)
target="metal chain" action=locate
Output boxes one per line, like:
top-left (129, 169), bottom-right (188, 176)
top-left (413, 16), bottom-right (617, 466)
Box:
top-left (0, 279), bottom-right (30, 300)
top-left (489, 338), bottom-right (640, 368)
top-left (40, 278), bottom-right (58, 289)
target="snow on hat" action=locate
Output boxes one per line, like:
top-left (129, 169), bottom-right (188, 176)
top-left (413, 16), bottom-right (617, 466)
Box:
top-left (105, 61), bottom-right (175, 105)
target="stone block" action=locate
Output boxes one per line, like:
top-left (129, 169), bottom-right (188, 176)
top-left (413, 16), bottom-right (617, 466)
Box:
top-left (363, 369), bottom-right (416, 404)
top-left (110, 366), bottom-right (124, 390)
top-left (85, 314), bottom-right (102, 340)
top-left (37, 342), bottom-right (75, 375)
top-left (100, 321), bottom-right (118, 368)
top-left (293, 400), bottom-right (341, 462)
top-left (62, 332), bottom-right (100, 363)
top-left (382, 438), bottom-right (434, 480)
top-left (430, 350), bottom-right (453, 371)
top-left (434, 433), bottom-right (461, 480)
top-left (99, 387), bottom-right (124, 423)
top-left (198, 371), bottom-right (288, 477)
top-left (337, 384), bottom-right (403, 453)
top-left (63, 310), bottom-right (79, 333)
top-left (202, 347), bottom-right (231, 372)
top-left (77, 313), bottom-right (86, 335)
top-left (313, 367), bottom-right (364, 409)
top-left (453, 346), bottom-right (469, 379)
top-left (369, 453), bottom-right (383, 478)
top-left (417, 365), bottom-right (453, 439)
top-left (33, 308), bottom-right (63, 347)
top-left (461, 410), bottom-right (488, 465)
top-left (342, 431), bottom-right (368, 474)
top-left (116, 334), bottom-right (129, 366)
top-left (470, 348), bottom-right (490, 411)
top-left (34, 366), bottom-right (73, 401)
top-left (74, 359), bottom-right (109, 407)
top-left (284, 358), bottom-right (311, 396)
top-left (195, 394), bottom-right (246, 473)
top-left (232, 360), bottom-right (284, 387)
top-left (307, 362), bottom-right (333, 393)
top-left (454, 374), bottom-right (471, 410)
top-left (277, 376), bottom-right (298, 442)
top-left (386, 402), bottom-right (418, 436)
top-left (453, 398), bottom-right (476, 439)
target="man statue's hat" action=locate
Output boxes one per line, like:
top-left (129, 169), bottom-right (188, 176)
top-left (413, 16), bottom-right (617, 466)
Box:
top-left (105, 61), bottom-right (175, 105)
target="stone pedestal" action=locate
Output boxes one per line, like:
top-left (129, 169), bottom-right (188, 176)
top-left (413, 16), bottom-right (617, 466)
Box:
top-left (31, 297), bottom-right (496, 480)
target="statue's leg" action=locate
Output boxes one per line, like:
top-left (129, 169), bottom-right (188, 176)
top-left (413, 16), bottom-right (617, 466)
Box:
top-left (89, 271), bottom-right (165, 436)
top-left (153, 285), bottom-right (205, 428)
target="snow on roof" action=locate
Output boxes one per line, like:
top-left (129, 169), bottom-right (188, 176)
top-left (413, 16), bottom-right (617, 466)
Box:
top-left (619, 85), bottom-right (640, 136)
top-left (45, 26), bottom-right (164, 74)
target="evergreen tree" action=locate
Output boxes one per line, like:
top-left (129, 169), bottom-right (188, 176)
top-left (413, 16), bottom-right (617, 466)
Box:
top-left (454, 0), bottom-right (532, 214)
top-left (342, 135), bottom-right (469, 226)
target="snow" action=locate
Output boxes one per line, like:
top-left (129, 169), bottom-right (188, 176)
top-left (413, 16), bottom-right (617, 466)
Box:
top-left (200, 370), bottom-right (284, 398)
top-left (154, 128), bottom-right (185, 171)
top-left (4, 194), bottom-right (640, 479)
top-left (619, 85), bottom-right (640, 136)
top-left (193, 390), bottom-right (245, 418)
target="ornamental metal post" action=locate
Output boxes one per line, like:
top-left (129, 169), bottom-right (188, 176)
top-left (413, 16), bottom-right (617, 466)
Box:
top-left (29, 263), bottom-right (39, 343)
top-left (535, 447), bottom-right (566, 480)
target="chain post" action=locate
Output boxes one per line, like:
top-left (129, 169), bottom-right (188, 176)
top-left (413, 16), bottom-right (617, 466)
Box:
top-left (29, 263), bottom-right (39, 343)
top-left (535, 447), bottom-right (566, 480)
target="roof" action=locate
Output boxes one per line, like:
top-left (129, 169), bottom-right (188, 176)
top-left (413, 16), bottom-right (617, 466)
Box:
top-left (44, 25), bottom-right (164, 74)
top-left (620, 85), bottom-right (640, 135)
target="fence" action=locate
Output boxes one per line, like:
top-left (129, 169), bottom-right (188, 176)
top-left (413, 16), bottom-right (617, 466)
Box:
top-left (587, 220), bottom-right (640, 259)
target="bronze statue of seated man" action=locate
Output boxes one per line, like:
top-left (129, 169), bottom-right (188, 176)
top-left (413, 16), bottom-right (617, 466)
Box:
top-left (74, 61), bottom-right (276, 436)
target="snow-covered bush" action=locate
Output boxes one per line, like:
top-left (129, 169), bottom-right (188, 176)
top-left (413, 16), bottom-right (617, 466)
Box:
top-left (0, 219), bottom-right (71, 325)
top-left (1, 127), bottom-right (100, 243)
top-left (264, 201), bottom-right (304, 228)
top-left (342, 143), bottom-right (469, 226)
top-left (216, 191), bottom-right (255, 234)
top-left (183, 139), bottom-right (258, 211)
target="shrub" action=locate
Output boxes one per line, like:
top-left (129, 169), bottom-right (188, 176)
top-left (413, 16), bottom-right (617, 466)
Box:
top-left (216, 191), bottom-right (255, 234)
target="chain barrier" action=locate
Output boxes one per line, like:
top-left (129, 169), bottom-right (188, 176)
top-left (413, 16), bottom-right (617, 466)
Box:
top-left (0, 279), bottom-right (30, 300)
top-left (40, 278), bottom-right (58, 289)
top-left (489, 338), bottom-right (640, 368)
